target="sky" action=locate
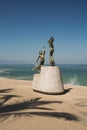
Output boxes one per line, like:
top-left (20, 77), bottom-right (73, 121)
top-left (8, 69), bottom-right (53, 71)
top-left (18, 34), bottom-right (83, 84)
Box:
top-left (0, 0), bottom-right (87, 64)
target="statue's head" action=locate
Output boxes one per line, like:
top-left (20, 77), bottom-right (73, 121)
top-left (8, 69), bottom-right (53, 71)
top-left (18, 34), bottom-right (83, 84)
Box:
top-left (48, 37), bottom-right (54, 43)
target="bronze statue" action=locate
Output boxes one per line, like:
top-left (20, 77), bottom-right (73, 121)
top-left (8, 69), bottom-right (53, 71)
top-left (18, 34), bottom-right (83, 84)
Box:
top-left (33, 37), bottom-right (55, 71)
top-left (48, 37), bottom-right (55, 66)
top-left (33, 47), bottom-right (46, 71)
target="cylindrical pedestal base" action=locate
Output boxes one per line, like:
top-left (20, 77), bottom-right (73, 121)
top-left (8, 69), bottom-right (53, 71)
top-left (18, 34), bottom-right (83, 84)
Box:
top-left (32, 66), bottom-right (64, 94)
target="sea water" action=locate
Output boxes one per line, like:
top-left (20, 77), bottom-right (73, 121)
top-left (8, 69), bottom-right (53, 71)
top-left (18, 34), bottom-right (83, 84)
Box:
top-left (0, 64), bottom-right (87, 86)
top-left (60, 64), bottom-right (87, 86)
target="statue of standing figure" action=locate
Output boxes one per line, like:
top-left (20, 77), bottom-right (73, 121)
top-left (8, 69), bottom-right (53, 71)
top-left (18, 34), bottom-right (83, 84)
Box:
top-left (47, 37), bottom-right (55, 66)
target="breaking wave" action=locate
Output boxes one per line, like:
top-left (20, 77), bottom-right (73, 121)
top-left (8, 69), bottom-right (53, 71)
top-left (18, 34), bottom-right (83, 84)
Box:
top-left (65, 76), bottom-right (79, 85)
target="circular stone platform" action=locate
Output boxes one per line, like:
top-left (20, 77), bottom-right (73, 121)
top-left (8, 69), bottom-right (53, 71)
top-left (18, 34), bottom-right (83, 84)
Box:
top-left (32, 66), bottom-right (64, 94)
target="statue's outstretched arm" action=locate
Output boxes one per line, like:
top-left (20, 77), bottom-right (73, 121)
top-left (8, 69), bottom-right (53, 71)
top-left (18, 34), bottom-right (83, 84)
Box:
top-left (43, 46), bottom-right (46, 55)
top-left (36, 56), bottom-right (40, 63)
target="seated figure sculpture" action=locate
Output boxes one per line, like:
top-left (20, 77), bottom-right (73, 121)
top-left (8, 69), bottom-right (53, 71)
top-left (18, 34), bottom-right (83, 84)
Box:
top-left (33, 47), bottom-right (46, 71)
top-left (47, 37), bottom-right (55, 66)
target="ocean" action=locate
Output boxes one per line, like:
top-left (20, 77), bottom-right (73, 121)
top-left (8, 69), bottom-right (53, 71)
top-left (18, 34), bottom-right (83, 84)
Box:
top-left (0, 64), bottom-right (87, 86)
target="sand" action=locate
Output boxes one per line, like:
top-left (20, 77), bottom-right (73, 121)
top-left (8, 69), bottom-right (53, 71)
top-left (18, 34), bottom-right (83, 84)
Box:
top-left (0, 78), bottom-right (87, 130)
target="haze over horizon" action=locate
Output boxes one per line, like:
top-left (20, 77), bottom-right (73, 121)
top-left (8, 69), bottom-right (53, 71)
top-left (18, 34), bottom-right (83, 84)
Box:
top-left (0, 0), bottom-right (87, 64)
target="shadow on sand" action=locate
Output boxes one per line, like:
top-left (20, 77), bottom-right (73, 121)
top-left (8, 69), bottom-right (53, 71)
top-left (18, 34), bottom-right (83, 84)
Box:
top-left (63, 88), bottom-right (73, 94)
top-left (0, 88), bottom-right (20, 107)
top-left (0, 88), bottom-right (78, 122)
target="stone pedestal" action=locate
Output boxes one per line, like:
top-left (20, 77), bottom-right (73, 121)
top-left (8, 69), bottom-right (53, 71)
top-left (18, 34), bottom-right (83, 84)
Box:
top-left (32, 66), bottom-right (64, 94)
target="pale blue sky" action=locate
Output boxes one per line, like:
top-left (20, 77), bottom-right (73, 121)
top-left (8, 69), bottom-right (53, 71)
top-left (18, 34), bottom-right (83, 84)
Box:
top-left (0, 0), bottom-right (87, 64)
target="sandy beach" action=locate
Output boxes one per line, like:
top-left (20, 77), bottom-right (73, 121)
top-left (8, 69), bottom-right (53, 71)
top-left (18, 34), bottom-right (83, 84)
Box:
top-left (0, 78), bottom-right (87, 130)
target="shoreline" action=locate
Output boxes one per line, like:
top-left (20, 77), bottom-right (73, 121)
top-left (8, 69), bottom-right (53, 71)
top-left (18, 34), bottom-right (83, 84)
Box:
top-left (0, 77), bottom-right (87, 87)
top-left (0, 77), bottom-right (87, 130)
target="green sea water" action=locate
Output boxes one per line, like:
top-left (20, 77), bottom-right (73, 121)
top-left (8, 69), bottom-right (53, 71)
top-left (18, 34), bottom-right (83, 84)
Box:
top-left (0, 64), bottom-right (87, 86)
